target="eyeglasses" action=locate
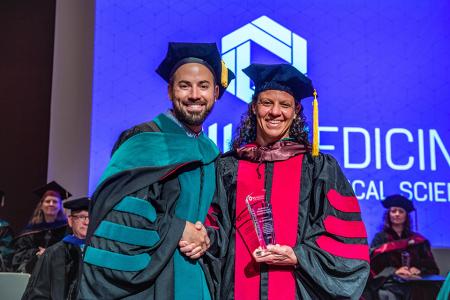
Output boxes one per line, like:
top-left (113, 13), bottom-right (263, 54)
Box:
top-left (70, 215), bottom-right (89, 222)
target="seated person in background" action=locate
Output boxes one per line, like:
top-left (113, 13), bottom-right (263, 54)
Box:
top-left (0, 218), bottom-right (13, 271)
top-left (364, 194), bottom-right (440, 300)
top-left (22, 197), bottom-right (90, 300)
top-left (11, 181), bottom-right (70, 273)
top-left (0, 190), bottom-right (14, 271)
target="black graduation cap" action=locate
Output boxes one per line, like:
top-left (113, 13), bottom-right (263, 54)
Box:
top-left (382, 194), bottom-right (415, 213)
top-left (242, 63), bottom-right (314, 101)
top-left (63, 197), bottom-right (90, 212)
top-left (156, 42), bottom-right (235, 98)
top-left (33, 181), bottom-right (72, 200)
top-left (243, 63), bottom-right (320, 156)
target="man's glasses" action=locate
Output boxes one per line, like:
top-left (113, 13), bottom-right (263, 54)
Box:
top-left (70, 215), bottom-right (89, 222)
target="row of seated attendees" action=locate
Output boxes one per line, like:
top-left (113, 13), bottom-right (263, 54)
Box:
top-left (0, 182), bottom-right (89, 299)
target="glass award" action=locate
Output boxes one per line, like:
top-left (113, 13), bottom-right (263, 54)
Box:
top-left (401, 251), bottom-right (410, 268)
top-left (245, 192), bottom-right (275, 249)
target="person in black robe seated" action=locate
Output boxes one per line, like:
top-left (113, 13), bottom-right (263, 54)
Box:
top-left (0, 190), bottom-right (14, 271)
top-left (11, 181), bottom-right (70, 273)
top-left (22, 197), bottom-right (90, 300)
top-left (363, 194), bottom-right (441, 300)
top-left (0, 218), bottom-right (13, 271)
top-left (216, 63), bottom-right (370, 299)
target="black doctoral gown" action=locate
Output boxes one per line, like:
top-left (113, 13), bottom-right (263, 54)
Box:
top-left (78, 113), bottom-right (222, 299)
top-left (217, 148), bottom-right (370, 300)
top-left (363, 229), bottom-right (441, 300)
top-left (11, 220), bottom-right (68, 273)
top-left (21, 235), bottom-right (84, 300)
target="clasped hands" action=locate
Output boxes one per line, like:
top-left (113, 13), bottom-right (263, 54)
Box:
top-left (252, 244), bottom-right (298, 266)
top-left (179, 221), bottom-right (210, 260)
top-left (395, 266), bottom-right (422, 279)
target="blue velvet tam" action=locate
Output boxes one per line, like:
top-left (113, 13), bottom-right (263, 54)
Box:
top-left (156, 42), bottom-right (235, 99)
top-left (242, 63), bottom-right (314, 101)
top-left (382, 194), bottom-right (415, 212)
top-left (63, 197), bottom-right (90, 211)
top-left (33, 180), bottom-right (71, 200)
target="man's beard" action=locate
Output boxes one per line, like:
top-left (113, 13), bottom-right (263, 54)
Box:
top-left (172, 102), bottom-right (214, 127)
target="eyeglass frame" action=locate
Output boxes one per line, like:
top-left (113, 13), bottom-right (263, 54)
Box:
top-left (69, 214), bottom-right (89, 222)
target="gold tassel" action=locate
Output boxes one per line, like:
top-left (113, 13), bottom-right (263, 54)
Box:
top-left (312, 89), bottom-right (319, 157)
top-left (221, 60), bottom-right (228, 88)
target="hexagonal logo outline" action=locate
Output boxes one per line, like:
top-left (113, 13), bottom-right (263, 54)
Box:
top-left (221, 15), bottom-right (307, 103)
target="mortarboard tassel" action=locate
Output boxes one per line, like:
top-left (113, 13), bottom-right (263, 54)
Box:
top-left (221, 60), bottom-right (228, 88)
top-left (312, 89), bottom-right (319, 157)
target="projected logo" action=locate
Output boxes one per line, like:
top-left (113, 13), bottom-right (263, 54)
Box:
top-left (208, 16), bottom-right (308, 151)
top-left (221, 15), bottom-right (307, 103)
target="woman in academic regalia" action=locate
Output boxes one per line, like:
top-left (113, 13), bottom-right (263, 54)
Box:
top-left (216, 64), bottom-right (370, 300)
top-left (11, 181), bottom-right (70, 273)
top-left (364, 194), bottom-right (440, 299)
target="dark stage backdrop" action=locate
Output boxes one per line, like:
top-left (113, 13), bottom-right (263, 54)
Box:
top-left (0, 0), bottom-right (56, 232)
top-left (0, 1), bottom-right (94, 232)
top-left (88, 1), bottom-right (450, 247)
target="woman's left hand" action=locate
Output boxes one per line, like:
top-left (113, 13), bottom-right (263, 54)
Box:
top-left (409, 267), bottom-right (422, 277)
top-left (252, 244), bottom-right (298, 266)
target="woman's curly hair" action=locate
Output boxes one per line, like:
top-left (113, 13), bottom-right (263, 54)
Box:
top-left (232, 93), bottom-right (311, 149)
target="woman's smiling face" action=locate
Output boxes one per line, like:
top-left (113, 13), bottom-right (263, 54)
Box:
top-left (253, 89), bottom-right (298, 146)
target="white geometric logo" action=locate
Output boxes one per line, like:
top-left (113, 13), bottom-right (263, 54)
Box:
top-left (221, 15), bottom-right (308, 103)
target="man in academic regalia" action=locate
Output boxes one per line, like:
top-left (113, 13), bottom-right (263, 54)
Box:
top-left (22, 197), bottom-right (90, 300)
top-left (78, 42), bottom-right (235, 299)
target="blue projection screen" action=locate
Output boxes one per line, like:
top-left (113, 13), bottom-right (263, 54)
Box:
top-left (89, 1), bottom-right (450, 247)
